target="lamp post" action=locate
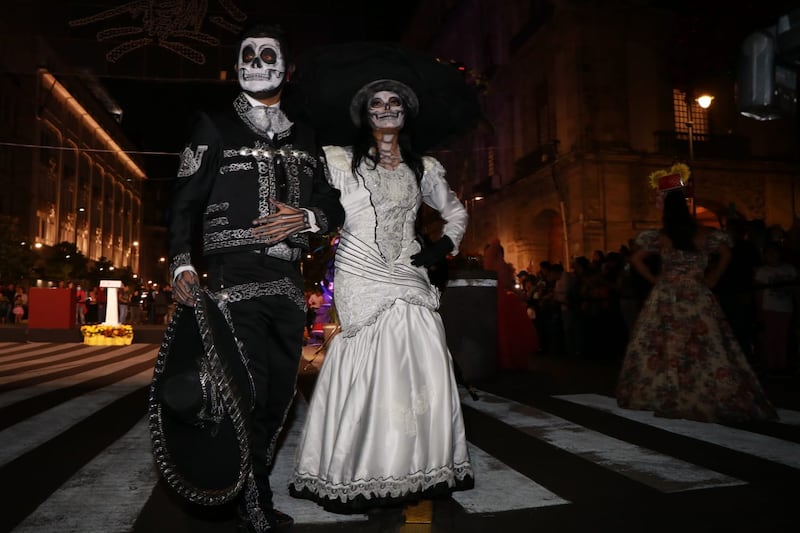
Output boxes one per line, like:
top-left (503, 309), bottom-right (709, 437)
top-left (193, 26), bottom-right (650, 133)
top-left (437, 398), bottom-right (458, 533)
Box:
top-left (685, 93), bottom-right (714, 217)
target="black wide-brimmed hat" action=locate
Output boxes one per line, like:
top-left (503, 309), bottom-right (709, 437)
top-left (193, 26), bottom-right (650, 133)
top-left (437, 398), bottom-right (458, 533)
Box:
top-left (149, 289), bottom-right (255, 505)
top-left (284, 41), bottom-right (482, 151)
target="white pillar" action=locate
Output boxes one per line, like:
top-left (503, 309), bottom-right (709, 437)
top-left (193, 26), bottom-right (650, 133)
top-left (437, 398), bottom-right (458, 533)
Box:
top-left (100, 280), bottom-right (123, 325)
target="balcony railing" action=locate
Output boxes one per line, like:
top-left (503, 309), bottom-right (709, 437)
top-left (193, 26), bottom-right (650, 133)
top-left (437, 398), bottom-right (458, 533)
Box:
top-left (654, 131), bottom-right (752, 159)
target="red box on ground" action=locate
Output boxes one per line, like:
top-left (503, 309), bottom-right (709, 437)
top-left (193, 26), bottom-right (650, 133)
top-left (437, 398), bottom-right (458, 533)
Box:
top-left (28, 288), bottom-right (75, 329)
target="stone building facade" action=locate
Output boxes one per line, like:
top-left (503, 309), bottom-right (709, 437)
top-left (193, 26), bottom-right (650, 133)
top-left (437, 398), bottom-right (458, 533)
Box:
top-left (405, 0), bottom-right (800, 273)
top-left (0, 34), bottom-right (146, 274)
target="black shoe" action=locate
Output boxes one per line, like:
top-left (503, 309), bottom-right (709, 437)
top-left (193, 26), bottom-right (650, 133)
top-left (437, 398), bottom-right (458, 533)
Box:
top-left (265, 508), bottom-right (294, 530)
top-left (236, 508), bottom-right (294, 532)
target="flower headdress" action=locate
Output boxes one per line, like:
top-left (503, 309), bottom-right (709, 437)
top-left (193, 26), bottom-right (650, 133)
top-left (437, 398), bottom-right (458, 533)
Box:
top-left (648, 162), bottom-right (691, 191)
top-left (648, 163), bottom-right (691, 209)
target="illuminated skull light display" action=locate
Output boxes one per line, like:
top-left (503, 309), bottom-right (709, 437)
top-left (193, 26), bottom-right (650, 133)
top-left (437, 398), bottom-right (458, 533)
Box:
top-left (238, 37), bottom-right (286, 95)
top-left (368, 91), bottom-right (406, 130)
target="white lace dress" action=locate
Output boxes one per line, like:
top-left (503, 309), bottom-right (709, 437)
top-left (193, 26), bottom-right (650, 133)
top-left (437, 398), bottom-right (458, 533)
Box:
top-left (289, 145), bottom-right (473, 511)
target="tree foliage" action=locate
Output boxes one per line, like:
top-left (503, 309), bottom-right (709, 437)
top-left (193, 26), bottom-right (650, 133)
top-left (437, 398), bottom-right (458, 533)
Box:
top-left (0, 215), bottom-right (35, 284)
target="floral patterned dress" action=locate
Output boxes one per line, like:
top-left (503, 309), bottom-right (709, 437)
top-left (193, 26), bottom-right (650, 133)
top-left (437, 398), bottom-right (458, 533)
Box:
top-left (616, 229), bottom-right (777, 423)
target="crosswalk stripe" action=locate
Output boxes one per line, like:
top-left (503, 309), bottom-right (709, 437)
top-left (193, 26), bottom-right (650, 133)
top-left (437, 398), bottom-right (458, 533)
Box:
top-left (0, 345), bottom-right (142, 384)
top-left (272, 396), bottom-right (367, 524)
top-left (0, 368), bottom-right (153, 467)
top-left (0, 349), bottom-right (157, 409)
top-left (10, 344), bottom-right (799, 530)
top-left (0, 341), bottom-right (54, 354)
top-left (10, 418), bottom-right (158, 533)
top-left (0, 343), bottom-right (81, 364)
top-left (776, 408), bottom-right (800, 425)
top-left (0, 345), bottom-right (152, 391)
top-left (452, 443), bottom-right (569, 512)
top-left (468, 390), bottom-right (744, 492)
top-left (554, 394), bottom-right (800, 470)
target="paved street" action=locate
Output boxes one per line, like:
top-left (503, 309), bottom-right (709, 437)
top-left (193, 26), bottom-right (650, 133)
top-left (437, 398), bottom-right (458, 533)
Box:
top-left (0, 340), bottom-right (798, 533)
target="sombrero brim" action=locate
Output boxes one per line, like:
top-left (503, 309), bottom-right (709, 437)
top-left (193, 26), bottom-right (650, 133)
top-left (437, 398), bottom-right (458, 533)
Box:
top-left (149, 290), bottom-right (254, 505)
top-left (284, 41), bottom-right (482, 151)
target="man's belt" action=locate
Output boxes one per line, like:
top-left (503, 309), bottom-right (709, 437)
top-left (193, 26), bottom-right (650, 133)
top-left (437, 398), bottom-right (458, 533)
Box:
top-left (251, 241), bottom-right (301, 262)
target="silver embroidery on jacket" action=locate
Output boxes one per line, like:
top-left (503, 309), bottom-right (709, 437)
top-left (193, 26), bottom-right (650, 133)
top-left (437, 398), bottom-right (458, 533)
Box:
top-left (178, 145), bottom-right (208, 177)
top-left (216, 278), bottom-right (306, 311)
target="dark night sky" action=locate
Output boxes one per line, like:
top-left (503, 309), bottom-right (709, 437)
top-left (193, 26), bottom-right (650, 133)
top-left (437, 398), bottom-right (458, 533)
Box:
top-left (11, 0), bottom-right (798, 184)
top-left (20, 0), bottom-right (423, 183)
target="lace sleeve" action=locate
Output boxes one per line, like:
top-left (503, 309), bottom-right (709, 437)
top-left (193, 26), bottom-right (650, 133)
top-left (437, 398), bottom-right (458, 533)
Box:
top-left (321, 145), bottom-right (353, 190)
top-left (421, 157), bottom-right (468, 254)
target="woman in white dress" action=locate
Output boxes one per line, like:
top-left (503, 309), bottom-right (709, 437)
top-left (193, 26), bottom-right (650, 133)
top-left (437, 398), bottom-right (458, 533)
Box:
top-left (289, 78), bottom-right (474, 512)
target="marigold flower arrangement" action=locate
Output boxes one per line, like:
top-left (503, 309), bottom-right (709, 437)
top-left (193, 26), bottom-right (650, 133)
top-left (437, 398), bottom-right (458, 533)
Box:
top-left (81, 324), bottom-right (134, 345)
top-left (81, 324), bottom-right (134, 337)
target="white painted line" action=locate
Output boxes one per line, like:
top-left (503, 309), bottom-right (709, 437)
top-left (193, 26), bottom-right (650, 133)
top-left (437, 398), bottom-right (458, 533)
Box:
top-left (11, 418), bottom-right (158, 533)
top-left (0, 350), bottom-right (157, 409)
top-left (555, 394), bottom-right (800, 470)
top-left (272, 395), bottom-right (367, 524)
top-left (775, 408), bottom-right (800, 426)
top-left (467, 391), bottom-right (744, 492)
top-left (0, 343), bottom-right (81, 364)
top-left (0, 368), bottom-right (153, 467)
top-left (0, 344), bottom-right (147, 384)
top-left (452, 443), bottom-right (569, 513)
top-left (0, 344), bottom-right (110, 369)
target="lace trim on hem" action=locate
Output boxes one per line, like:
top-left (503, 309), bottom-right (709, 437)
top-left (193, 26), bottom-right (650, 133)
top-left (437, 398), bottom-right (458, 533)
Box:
top-left (339, 295), bottom-right (439, 338)
top-left (290, 462), bottom-right (473, 503)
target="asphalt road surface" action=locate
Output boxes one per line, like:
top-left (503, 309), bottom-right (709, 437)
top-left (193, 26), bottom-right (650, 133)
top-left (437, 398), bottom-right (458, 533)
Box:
top-left (1, 342), bottom-right (798, 533)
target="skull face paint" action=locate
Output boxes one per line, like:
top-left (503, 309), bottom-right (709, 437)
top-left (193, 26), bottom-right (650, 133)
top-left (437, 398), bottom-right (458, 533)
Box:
top-left (237, 37), bottom-right (286, 95)
top-left (367, 91), bottom-right (405, 130)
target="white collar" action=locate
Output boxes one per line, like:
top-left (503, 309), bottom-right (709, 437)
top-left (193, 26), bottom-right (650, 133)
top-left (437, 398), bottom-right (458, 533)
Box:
top-left (243, 92), bottom-right (280, 110)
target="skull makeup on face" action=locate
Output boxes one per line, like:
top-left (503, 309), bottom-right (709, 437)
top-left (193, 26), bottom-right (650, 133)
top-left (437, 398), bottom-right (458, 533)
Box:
top-left (237, 37), bottom-right (286, 96)
top-left (367, 91), bottom-right (405, 130)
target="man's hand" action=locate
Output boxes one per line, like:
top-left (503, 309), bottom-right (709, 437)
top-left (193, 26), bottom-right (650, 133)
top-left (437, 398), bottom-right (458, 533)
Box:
top-left (251, 198), bottom-right (310, 245)
top-left (411, 236), bottom-right (454, 267)
top-left (173, 270), bottom-right (200, 307)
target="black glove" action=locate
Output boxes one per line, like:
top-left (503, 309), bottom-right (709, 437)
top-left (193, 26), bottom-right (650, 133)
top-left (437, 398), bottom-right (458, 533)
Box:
top-left (411, 236), bottom-right (454, 267)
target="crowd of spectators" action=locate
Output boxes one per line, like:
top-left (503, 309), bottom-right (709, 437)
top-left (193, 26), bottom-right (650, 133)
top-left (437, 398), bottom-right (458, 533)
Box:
top-left (513, 217), bottom-right (800, 379)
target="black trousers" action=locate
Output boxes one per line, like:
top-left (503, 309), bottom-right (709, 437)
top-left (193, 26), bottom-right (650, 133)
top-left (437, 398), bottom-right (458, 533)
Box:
top-left (207, 252), bottom-right (305, 510)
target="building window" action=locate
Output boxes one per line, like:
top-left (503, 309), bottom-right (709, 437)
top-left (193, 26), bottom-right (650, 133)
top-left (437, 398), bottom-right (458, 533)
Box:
top-left (673, 88), bottom-right (709, 138)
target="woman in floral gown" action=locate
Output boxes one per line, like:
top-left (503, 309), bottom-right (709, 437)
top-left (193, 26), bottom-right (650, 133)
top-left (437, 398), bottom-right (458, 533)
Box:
top-left (616, 190), bottom-right (776, 423)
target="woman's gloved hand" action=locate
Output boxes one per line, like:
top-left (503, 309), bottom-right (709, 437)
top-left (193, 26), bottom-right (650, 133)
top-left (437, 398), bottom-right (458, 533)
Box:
top-left (411, 236), bottom-right (454, 267)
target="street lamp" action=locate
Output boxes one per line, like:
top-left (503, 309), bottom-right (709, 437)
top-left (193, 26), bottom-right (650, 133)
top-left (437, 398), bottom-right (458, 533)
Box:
top-left (685, 92), bottom-right (714, 216)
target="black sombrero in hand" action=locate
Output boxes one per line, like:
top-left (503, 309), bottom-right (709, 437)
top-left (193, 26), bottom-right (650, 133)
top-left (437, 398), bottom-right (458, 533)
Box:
top-left (149, 289), bottom-right (255, 505)
top-left (283, 41), bottom-right (482, 151)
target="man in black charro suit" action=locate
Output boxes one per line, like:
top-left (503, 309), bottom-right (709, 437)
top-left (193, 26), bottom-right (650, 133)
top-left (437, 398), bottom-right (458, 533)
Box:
top-left (167, 23), bottom-right (344, 532)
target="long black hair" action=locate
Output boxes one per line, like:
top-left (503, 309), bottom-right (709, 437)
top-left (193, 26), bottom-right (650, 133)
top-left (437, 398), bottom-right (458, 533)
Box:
top-left (350, 104), bottom-right (424, 183)
top-left (662, 189), bottom-right (697, 251)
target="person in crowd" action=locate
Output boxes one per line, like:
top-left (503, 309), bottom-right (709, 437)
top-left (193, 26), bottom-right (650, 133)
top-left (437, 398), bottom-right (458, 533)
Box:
top-left (483, 239), bottom-right (540, 368)
top-left (305, 287), bottom-right (324, 337)
top-left (118, 285), bottom-right (131, 324)
top-left (167, 23), bottom-right (344, 532)
top-left (1, 284), bottom-right (14, 323)
top-left (0, 290), bottom-right (10, 324)
top-left (713, 216), bottom-right (761, 364)
top-left (754, 241), bottom-right (798, 377)
top-left (12, 288), bottom-right (25, 324)
top-left (96, 286), bottom-right (107, 323)
top-left (85, 287), bottom-right (99, 323)
top-left (616, 188), bottom-right (776, 423)
top-left (290, 76), bottom-right (473, 512)
top-left (128, 289), bottom-right (142, 325)
top-left (74, 284), bottom-right (87, 325)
